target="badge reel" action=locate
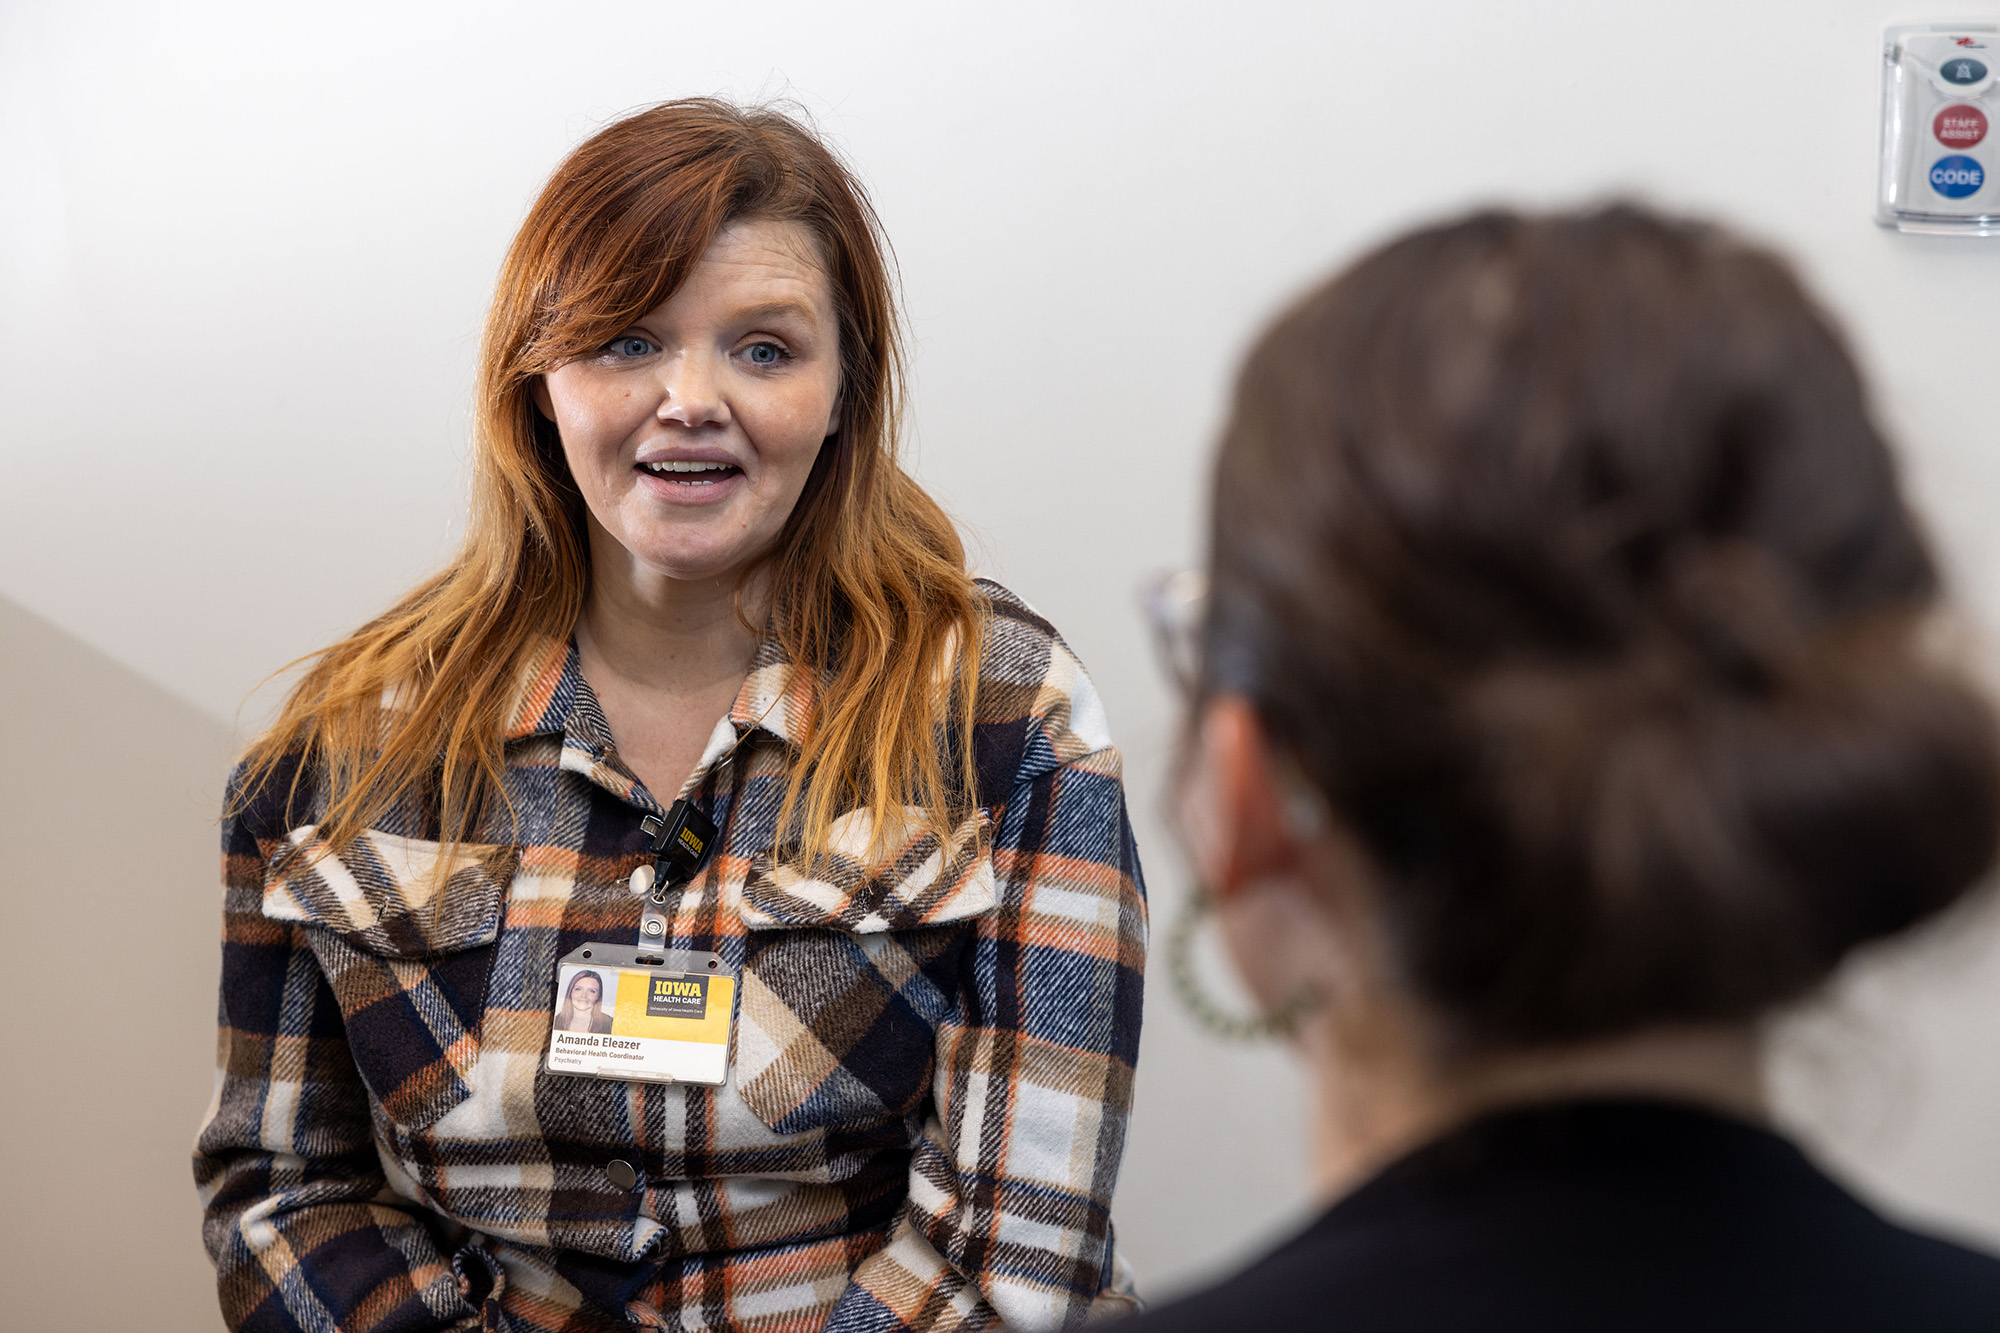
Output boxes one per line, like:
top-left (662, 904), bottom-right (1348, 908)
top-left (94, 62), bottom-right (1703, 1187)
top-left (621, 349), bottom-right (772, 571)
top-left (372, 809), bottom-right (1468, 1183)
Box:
top-left (545, 799), bottom-right (739, 1087)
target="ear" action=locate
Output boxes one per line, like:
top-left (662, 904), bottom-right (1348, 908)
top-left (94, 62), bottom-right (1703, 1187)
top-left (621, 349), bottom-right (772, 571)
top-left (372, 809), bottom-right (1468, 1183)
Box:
top-left (532, 376), bottom-right (556, 422)
top-left (1193, 696), bottom-right (1306, 899)
top-left (824, 389), bottom-right (843, 439)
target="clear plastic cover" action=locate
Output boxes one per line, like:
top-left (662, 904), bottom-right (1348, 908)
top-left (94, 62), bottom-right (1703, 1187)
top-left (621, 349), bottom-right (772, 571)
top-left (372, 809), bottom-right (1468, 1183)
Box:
top-left (1879, 23), bottom-right (2000, 234)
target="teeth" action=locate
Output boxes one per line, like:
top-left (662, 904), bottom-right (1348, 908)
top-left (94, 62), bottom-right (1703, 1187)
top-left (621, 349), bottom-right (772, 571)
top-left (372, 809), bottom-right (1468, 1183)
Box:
top-left (644, 460), bottom-right (732, 473)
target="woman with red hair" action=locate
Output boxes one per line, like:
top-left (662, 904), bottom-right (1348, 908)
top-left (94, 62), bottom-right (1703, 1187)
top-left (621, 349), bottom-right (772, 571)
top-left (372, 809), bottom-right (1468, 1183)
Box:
top-left (196, 101), bottom-right (1145, 1332)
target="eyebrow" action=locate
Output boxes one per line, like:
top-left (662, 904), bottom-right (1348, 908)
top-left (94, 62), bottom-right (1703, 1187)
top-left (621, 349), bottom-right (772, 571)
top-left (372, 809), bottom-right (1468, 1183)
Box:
top-left (731, 300), bottom-right (825, 330)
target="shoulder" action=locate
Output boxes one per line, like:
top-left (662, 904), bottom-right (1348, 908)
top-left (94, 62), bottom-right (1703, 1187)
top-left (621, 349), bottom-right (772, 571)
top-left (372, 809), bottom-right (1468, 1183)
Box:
top-left (968, 580), bottom-right (1117, 797)
top-left (1123, 1106), bottom-right (2000, 1333)
top-left (1802, 1195), bottom-right (2000, 1328)
top-left (1875, 1225), bottom-right (2000, 1304)
top-left (1113, 1232), bottom-right (1358, 1333)
top-left (220, 748), bottom-right (319, 853)
top-left (1121, 1210), bottom-right (2000, 1333)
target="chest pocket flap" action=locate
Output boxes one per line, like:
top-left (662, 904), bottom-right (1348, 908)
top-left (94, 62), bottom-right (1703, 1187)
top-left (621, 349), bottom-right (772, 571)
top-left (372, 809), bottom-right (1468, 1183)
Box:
top-left (741, 806), bottom-right (995, 933)
top-left (735, 806), bottom-right (994, 1137)
top-left (262, 826), bottom-right (517, 1131)
top-left (264, 826), bottom-right (519, 956)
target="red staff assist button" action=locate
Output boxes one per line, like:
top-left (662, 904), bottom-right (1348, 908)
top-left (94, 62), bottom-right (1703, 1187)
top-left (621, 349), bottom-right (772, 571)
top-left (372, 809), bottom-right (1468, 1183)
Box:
top-left (1936, 104), bottom-right (1989, 149)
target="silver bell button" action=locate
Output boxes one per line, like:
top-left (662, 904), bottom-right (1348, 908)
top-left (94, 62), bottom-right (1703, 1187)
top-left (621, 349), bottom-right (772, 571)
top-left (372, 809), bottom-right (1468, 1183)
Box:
top-left (628, 864), bottom-right (655, 896)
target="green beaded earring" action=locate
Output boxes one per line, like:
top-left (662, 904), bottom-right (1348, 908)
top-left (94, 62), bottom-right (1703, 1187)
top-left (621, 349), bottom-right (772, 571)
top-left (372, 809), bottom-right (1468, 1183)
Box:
top-left (1166, 883), bottom-right (1321, 1042)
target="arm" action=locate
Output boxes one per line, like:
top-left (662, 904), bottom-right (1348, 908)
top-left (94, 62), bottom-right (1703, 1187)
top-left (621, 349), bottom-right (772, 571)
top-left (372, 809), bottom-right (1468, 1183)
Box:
top-left (826, 748), bottom-right (1148, 1330)
top-left (194, 787), bottom-right (487, 1333)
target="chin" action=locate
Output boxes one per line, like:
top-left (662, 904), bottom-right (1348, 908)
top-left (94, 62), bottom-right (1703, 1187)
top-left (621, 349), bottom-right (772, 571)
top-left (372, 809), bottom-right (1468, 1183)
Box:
top-left (633, 543), bottom-right (759, 584)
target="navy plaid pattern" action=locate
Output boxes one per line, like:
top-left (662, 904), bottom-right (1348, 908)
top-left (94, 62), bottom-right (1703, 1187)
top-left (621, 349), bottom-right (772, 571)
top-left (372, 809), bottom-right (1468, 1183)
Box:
top-left (195, 583), bottom-right (1148, 1332)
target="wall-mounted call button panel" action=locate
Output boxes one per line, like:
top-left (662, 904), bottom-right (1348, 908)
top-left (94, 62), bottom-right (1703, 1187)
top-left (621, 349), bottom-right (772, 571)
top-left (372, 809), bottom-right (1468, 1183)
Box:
top-left (1879, 23), bottom-right (2000, 234)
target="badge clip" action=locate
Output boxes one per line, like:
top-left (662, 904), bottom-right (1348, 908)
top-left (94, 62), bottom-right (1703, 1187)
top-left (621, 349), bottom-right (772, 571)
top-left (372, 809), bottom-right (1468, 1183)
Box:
top-left (640, 799), bottom-right (718, 902)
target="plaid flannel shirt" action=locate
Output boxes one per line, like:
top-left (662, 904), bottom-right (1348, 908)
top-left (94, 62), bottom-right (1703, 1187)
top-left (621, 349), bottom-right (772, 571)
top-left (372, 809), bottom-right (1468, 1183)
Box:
top-left (195, 582), bottom-right (1148, 1333)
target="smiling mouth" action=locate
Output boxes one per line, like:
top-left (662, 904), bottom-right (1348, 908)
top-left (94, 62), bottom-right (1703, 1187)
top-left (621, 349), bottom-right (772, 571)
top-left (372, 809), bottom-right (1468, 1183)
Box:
top-left (641, 460), bottom-right (741, 485)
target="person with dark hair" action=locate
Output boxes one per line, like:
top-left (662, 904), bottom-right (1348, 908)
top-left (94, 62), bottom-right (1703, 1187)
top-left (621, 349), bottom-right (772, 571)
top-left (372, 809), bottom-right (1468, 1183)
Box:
top-left (1130, 204), bottom-right (2000, 1330)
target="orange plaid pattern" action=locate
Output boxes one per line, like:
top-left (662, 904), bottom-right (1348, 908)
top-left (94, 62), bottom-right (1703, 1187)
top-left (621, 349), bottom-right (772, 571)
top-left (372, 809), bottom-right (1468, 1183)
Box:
top-left (195, 584), bottom-right (1147, 1332)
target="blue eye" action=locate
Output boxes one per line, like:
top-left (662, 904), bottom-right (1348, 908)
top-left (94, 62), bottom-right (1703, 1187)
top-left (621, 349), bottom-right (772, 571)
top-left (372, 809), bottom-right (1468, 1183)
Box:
top-left (745, 342), bottom-right (784, 365)
top-left (605, 336), bottom-right (654, 358)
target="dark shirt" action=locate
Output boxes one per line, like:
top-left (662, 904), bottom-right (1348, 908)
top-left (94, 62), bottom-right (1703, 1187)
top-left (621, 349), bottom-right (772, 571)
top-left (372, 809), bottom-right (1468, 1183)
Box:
top-left (1120, 1099), bottom-right (2000, 1332)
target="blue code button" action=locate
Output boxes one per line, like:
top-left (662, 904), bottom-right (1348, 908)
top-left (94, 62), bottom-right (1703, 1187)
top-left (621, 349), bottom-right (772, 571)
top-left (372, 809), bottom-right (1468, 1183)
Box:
top-left (1930, 154), bottom-right (1987, 198)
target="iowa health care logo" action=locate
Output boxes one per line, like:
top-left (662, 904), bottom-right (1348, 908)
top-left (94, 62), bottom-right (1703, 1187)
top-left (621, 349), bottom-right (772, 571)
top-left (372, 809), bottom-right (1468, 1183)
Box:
top-left (1931, 155), bottom-right (1986, 198)
top-left (647, 973), bottom-right (710, 1019)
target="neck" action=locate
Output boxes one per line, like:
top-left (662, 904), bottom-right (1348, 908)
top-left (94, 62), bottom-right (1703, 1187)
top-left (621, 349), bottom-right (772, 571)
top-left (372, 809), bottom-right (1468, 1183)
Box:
top-left (1303, 1017), bottom-right (1764, 1204)
top-left (577, 519), bottom-right (765, 697)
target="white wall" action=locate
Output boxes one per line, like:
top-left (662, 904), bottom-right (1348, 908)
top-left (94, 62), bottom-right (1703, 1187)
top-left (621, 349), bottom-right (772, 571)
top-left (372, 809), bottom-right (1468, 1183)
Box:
top-left (7, 0), bottom-right (2000, 1316)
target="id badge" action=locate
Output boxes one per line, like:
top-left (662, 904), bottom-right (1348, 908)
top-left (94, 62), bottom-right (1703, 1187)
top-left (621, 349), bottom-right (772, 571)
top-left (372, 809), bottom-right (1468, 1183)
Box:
top-left (545, 943), bottom-right (737, 1086)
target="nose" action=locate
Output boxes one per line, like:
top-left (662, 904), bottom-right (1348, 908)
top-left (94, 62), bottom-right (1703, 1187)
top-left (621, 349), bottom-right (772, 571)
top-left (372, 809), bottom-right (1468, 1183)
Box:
top-left (656, 350), bottom-right (729, 429)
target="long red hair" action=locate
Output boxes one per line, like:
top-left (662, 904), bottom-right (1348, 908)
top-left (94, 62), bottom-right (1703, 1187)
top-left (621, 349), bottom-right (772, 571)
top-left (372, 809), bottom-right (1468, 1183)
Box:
top-left (239, 99), bottom-right (984, 862)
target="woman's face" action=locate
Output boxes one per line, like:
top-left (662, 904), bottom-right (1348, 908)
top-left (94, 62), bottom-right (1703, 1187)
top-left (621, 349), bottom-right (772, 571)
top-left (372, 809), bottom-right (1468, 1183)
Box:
top-left (536, 218), bottom-right (844, 585)
top-left (569, 976), bottom-right (601, 1010)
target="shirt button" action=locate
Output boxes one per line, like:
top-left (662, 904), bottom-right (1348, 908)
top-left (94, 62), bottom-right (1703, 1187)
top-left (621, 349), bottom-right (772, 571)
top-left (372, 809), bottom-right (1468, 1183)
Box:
top-left (604, 1159), bottom-right (639, 1192)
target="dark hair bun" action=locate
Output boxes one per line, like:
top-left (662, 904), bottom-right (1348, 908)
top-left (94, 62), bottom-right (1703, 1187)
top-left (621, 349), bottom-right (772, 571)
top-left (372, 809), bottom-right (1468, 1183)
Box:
top-left (1208, 205), bottom-right (2000, 1045)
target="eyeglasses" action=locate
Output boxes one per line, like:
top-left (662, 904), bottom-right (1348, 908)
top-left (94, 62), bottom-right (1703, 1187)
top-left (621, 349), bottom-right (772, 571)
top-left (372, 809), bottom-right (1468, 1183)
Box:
top-left (1138, 568), bottom-right (1209, 697)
